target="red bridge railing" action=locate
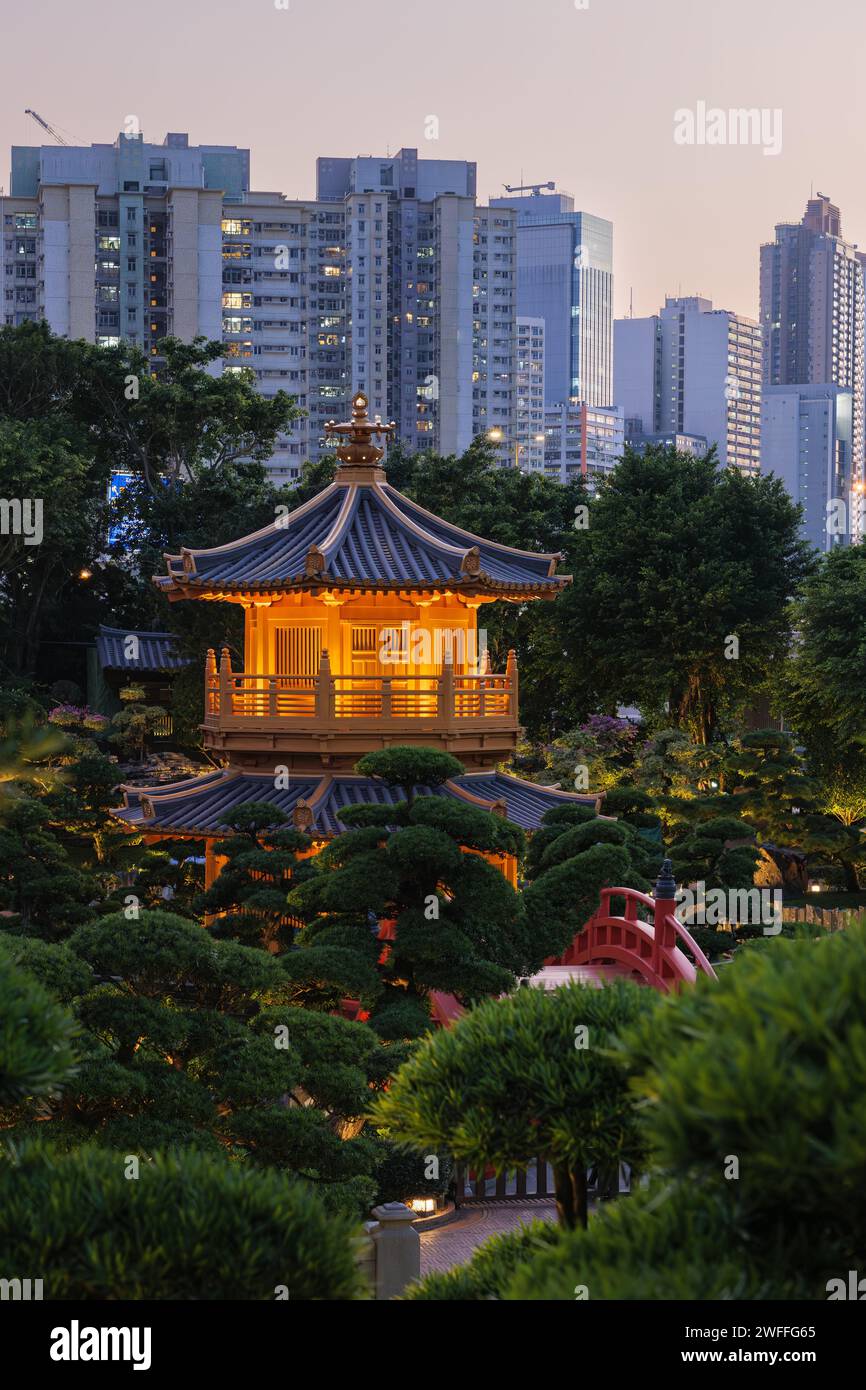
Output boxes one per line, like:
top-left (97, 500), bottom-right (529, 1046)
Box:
top-left (549, 864), bottom-right (717, 992)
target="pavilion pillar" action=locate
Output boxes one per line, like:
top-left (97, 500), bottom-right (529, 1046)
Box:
top-left (219, 646), bottom-right (233, 718)
top-left (205, 839), bottom-right (218, 891)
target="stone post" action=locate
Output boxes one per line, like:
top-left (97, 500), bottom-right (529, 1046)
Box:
top-left (369, 1202), bottom-right (421, 1300)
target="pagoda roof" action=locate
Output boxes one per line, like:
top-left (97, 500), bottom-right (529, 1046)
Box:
top-left (113, 768), bottom-right (600, 838)
top-left (156, 476), bottom-right (570, 601)
top-left (96, 625), bottom-right (189, 673)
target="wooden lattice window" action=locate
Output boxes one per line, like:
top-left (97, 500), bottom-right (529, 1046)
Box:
top-left (273, 625), bottom-right (322, 686)
top-left (350, 624), bottom-right (381, 676)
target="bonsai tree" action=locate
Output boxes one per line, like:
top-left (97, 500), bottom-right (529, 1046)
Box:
top-left (196, 802), bottom-right (313, 954)
top-left (109, 688), bottom-right (168, 763)
top-left (286, 747), bottom-right (533, 1038)
top-left (1, 909), bottom-right (391, 1215)
top-left (373, 979), bottom-right (656, 1229)
top-left (523, 803), bottom-right (662, 959)
top-left (354, 745), bottom-right (464, 805)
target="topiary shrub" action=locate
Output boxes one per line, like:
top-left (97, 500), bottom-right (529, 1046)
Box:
top-left (0, 1143), bottom-right (365, 1300)
top-left (600, 786), bottom-right (661, 832)
top-left (373, 979), bottom-right (656, 1230)
top-left (504, 1183), bottom-right (755, 1300)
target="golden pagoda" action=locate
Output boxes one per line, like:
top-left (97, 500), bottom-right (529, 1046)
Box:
top-left (115, 393), bottom-right (598, 885)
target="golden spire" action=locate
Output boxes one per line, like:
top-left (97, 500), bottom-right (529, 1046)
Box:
top-left (326, 391), bottom-right (396, 479)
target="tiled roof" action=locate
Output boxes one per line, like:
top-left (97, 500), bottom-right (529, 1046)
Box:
top-left (114, 768), bottom-right (600, 837)
top-left (96, 625), bottom-right (189, 672)
top-left (157, 478), bottom-right (569, 598)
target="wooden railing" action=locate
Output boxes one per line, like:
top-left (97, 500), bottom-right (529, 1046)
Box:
top-left (202, 646), bottom-right (518, 730)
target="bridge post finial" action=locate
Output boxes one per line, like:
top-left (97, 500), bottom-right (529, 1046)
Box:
top-left (653, 859), bottom-right (677, 901)
top-left (653, 859), bottom-right (678, 976)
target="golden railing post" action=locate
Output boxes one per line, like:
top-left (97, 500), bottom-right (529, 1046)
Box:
top-left (205, 647), bottom-right (217, 716)
top-left (316, 649), bottom-right (332, 724)
top-left (439, 649), bottom-right (454, 726)
top-left (268, 676), bottom-right (277, 719)
top-left (219, 646), bottom-right (232, 717)
top-left (381, 676), bottom-right (392, 720)
top-left (506, 648), bottom-right (518, 719)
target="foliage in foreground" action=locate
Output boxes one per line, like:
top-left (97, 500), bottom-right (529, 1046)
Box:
top-left (0, 910), bottom-right (394, 1215)
top-left (408, 921), bottom-right (866, 1299)
top-left (0, 938), bottom-right (78, 1105)
top-left (0, 1143), bottom-right (364, 1300)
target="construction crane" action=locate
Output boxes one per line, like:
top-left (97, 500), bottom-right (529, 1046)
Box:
top-left (24, 109), bottom-right (70, 146)
top-left (503, 180), bottom-right (555, 196)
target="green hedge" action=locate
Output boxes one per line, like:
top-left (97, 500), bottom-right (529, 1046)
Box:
top-left (0, 1143), bottom-right (365, 1300)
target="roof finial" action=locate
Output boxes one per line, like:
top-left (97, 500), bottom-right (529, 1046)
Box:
top-left (325, 391), bottom-right (396, 480)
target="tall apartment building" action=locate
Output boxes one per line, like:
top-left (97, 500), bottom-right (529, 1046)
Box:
top-left (614, 296), bottom-right (762, 475)
top-left (3, 135), bottom-right (517, 482)
top-left (489, 189), bottom-right (613, 407)
top-left (543, 401), bottom-right (624, 486)
top-left (2, 132), bottom-right (315, 482)
top-left (3, 132), bottom-right (235, 347)
top-left (761, 384), bottom-right (854, 553)
top-left (759, 193), bottom-right (865, 489)
top-left (515, 317), bottom-right (545, 469)
top-left (317, 148), bottom-right (516, 463)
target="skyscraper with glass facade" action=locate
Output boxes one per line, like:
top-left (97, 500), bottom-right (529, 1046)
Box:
top-left (490, 190), bottom-right (613, 407)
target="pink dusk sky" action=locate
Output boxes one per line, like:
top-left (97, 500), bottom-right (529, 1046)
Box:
top-left (2, 0), bottom-right (863, 321)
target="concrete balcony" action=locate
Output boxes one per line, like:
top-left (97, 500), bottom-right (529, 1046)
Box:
top-left (201, 646), bottom-right (520, 771)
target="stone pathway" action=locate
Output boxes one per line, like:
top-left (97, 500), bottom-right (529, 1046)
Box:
top-left (419, 1200), bottom-right (557, 1276)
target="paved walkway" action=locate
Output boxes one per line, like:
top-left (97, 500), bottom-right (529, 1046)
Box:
top-left (420, 1200), bottom-right (557, 1276)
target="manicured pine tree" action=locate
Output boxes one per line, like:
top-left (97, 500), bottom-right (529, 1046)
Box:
top-left (374, 978), bottom-right (656, 1230)
top-left (0, 908), bottom-right (394, 1216)
top-left (195, 803), bottom-right (314, 953)
top-left (522, 803), bottom-right (662, 957)
top-left (285, 747), bottom-right (535, 1039)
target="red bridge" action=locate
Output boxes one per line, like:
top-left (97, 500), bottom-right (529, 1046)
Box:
top-left (430, 860), bottom-right (717, 1024)
top-left (541, 866), bottom-right (717, 993)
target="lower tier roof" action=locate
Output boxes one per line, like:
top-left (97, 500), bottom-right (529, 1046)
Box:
top-left (113, 768), bottom-right (600, 837)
